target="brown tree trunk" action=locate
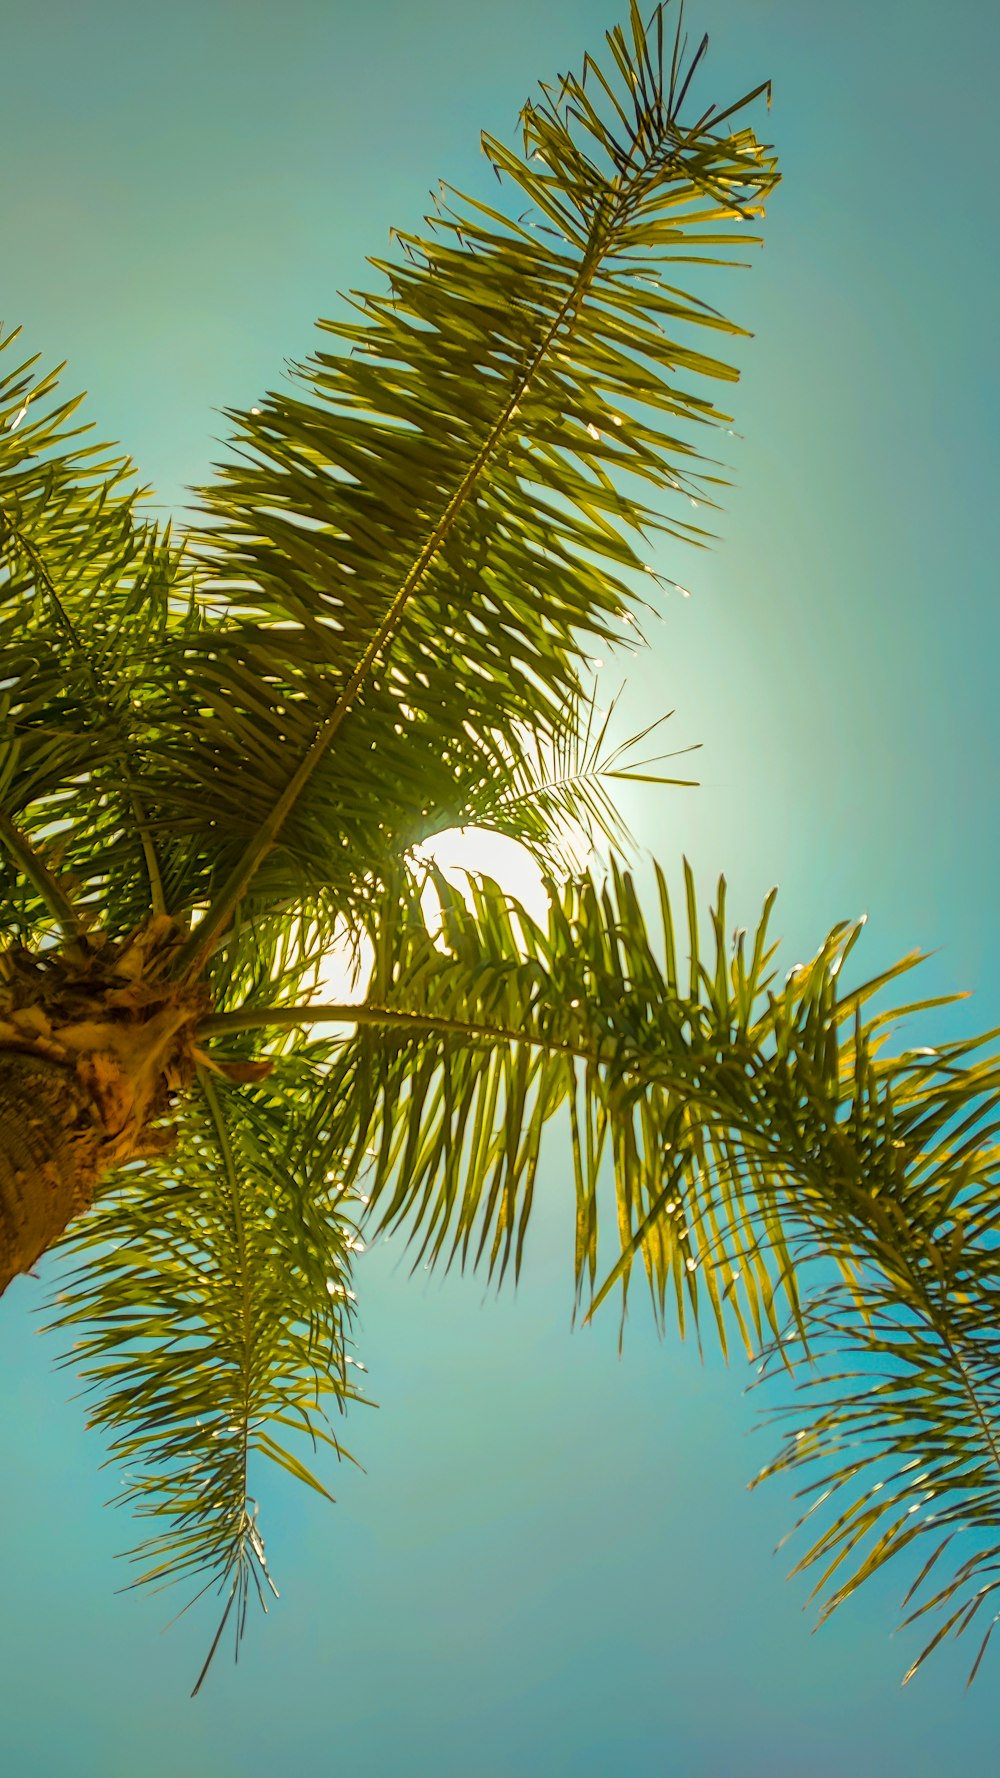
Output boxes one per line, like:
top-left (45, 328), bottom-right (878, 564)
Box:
top-left (0, 917), bottom-right (208, 1297)
top-left (0, 1047), bottom-right (104, 1294)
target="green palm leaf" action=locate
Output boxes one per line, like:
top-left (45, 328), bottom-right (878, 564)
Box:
top-left (203, 862), bottom-right (1000, 1682)
top-left (0, 329), bottom-right (186, 936)
top-left (203, 862), bottom-right (924, 1348)
top-left (48, 1043), bottom-right (365, 1691)
top-left (158, 0), bottom-right (775, 978)
top-left (749, 1029), bottom-right (1000, 1684)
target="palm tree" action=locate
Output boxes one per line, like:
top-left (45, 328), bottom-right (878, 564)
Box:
top-left (4, 1), bottom-right (1000, 1692)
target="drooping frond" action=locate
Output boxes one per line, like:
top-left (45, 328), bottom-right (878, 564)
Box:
top-left (749, 1023), bottom-right (1000, 1685)
top-left (48, 1043), bottom-right (366, 1692)
top-left (262, 860), bottom-right (1000, 1682)
top-left (205, 864), bottom-right (925, 1352)
top-left (752, 1278), bottom-right (1000, 1686)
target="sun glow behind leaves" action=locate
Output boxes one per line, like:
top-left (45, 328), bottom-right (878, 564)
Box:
top-left (412, 826), bottom-right (548, 927)
top-left (315, 827), bottom-right (548, 1006)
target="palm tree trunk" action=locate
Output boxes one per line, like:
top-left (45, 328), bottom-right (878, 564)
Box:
top-left (0, 1047), bottom-right (102, 1294)
top-left (0, 918), bottom-right (208, 1297)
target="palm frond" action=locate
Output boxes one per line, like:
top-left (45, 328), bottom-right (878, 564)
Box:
top-left (0, 3), bottom-right (777, 1014)
top-left (749, 1024), bottom-right (1000, 1685)
top-left (206, 862), bottom-right (928, 1358)
top-left (211, 862), bottom-right (1000, 1680)
top-left (466, 682), bottom-right (700, 870)
top-left (47, 1042), bottom-right (366, 1692)
top-left (0, 327), bottom-right (187, 934)
top-left (162, 1), bottom-right (776, 977)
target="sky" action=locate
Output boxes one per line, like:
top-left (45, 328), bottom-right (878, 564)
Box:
top-left (2, 0), bottom-right (999, 1770)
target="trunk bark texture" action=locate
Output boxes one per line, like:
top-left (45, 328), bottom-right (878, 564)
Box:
top-left (0, 917), bottom-right (206, 1296)
top-left (0, 1047), bottom-right (105, 1292)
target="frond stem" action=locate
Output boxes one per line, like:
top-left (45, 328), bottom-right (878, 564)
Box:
top-left (921, 1292), bottom-right (1000, 1506)
top-left (193, 1065), bottom-right (257, 1690)
top-left (0, 810), bottom-right (87, 938)
top-left (198, 999), bottom-right (585, 1057)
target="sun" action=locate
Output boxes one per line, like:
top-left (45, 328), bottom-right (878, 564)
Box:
top-left (412, 826), bottom-right (548, 926)
top-left (316, 827), bottom-right (548, 1007)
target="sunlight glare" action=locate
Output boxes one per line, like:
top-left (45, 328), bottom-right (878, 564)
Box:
top-left (412, 826), bottom-right (549, 930)
top-left (316, 918), bottom-right (375, 1008)
top-left (316, 828), bottom-right (548, 1010)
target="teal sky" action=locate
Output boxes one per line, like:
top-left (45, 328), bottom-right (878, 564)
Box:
top-left (3, 0), bottom-right (999, 1770)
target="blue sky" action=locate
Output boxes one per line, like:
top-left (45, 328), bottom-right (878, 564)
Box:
top-left (2, 0), bottom-right (999, 1770)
